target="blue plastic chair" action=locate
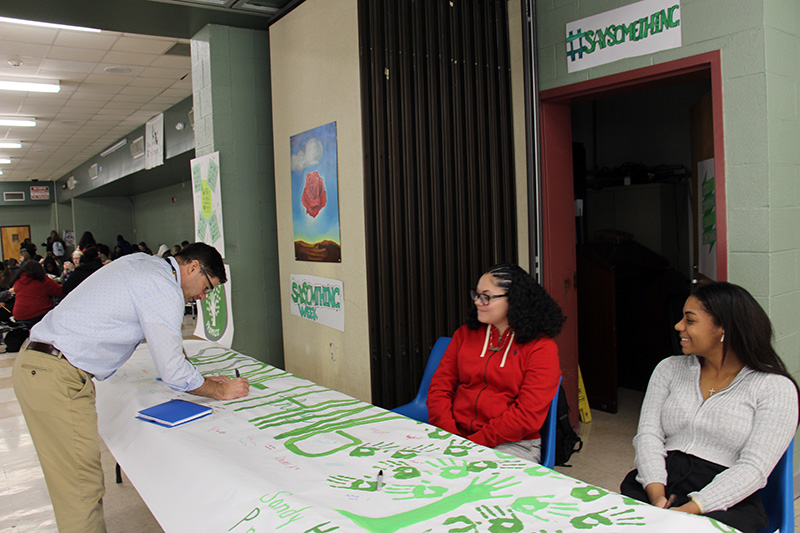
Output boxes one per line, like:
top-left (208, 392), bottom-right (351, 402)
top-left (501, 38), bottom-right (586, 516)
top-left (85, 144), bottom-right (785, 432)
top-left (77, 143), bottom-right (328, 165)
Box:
top-left (391, 337), bottom-right (451, 423)
top-left (760, 439), bottom-right (794, 533)
top-left (539, 376), bottom-right (562, 469)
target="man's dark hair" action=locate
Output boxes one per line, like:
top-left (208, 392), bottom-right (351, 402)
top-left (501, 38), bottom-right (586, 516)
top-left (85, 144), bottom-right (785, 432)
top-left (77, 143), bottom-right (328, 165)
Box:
top-left (174, 243), bottom-right (226, 283)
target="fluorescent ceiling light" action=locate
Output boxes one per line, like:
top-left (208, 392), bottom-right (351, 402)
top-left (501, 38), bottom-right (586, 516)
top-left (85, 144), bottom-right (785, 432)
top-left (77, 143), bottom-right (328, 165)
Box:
top-left (0, 118), bottom-right (36, 127)
top-left (0, 16), bottom-right (101, 33)
top-left (0, 159), bottom-right (10, 164)
top-left (0, 142), bottom-right (22, 149)
top-left (0, 79), bottom-right (60, 93)
top-left (100, 138), bottom-right (127, 157)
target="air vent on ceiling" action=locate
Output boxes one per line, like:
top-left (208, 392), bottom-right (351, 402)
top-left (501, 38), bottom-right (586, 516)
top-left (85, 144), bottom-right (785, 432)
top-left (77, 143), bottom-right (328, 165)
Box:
top-left (89, 163), bottom-right (99, 180)
top-left (131, 137), bottom-right (145, 159)
top-left (232, 0), bottom-right (281, 14)
top-left (164, 43), bottom-right (191, 57)
top-left (3, 191), bottom-right (25, 202)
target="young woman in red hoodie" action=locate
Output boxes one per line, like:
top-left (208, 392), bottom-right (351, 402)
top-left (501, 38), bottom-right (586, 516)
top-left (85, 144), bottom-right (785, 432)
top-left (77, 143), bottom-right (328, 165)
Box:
top-left (11, 260), bottom-right (63, 328)
top-left (427, 263), bottom-right (565, 463)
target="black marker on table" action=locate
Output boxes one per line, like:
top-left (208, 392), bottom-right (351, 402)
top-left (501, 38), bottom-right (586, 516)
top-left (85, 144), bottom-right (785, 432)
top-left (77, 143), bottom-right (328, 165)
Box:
top-left (376, 470), bottom-right (383, 491)
top-left (235, 369), bottom-right (241, 378)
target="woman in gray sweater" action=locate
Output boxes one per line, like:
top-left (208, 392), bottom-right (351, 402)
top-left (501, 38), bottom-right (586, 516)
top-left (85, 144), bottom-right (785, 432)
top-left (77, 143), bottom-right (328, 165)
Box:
top-left (621, 281), bottom-right (798, 533)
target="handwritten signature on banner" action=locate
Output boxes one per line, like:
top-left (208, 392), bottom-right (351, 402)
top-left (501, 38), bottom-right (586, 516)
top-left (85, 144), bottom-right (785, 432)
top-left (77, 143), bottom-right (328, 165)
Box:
top-left (189, 347), bottom-right (735, 533)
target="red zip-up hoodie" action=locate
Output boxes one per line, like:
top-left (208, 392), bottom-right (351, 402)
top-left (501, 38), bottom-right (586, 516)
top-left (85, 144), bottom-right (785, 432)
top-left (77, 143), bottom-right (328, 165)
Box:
top-left (427, 324), bottom-right (560, 448)
top-left (12, 274), bottom-right (63, 321)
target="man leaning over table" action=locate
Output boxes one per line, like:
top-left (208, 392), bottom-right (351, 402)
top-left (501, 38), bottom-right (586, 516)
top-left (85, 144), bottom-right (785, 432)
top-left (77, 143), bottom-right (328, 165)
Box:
top-left (12, 242), bottom-right (250, 532)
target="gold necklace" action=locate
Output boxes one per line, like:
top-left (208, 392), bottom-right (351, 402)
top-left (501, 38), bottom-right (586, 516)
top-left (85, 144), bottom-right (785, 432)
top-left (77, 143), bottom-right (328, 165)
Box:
top-left (706, 373), bottom-right (735, 396)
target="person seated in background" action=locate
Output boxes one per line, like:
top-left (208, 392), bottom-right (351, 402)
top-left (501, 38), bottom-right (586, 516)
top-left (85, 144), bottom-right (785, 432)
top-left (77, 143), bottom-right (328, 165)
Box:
top-left (621, 281), bottom-right (799, 533)
top-left (171, 244), bottom-right (182, 255)
top-left (427, 263), bottom-right (565, 463)
top-left (11, 260), bottom-right (63, 329)
top-left (138, 241), bottom-right (152, 255)
top-left (41, 255), bottom-right (61, 278)
top-left (97, 243), bottom-right (112, 265)
top-left (78, 231), bottom-right (96, 251)
top-left (61, 246), bottom-right (104, 296)
top-left (116, 234), bottom-right (133, 256)
top-left (6, 257), bottom-right (20, 278)
top-left (156, 244), bottom-right (170, 257)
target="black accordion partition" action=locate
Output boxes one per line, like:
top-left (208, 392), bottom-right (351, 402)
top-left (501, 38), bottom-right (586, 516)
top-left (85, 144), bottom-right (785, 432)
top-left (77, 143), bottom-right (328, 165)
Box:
top-left (358, 0), bottom-right (520, 409)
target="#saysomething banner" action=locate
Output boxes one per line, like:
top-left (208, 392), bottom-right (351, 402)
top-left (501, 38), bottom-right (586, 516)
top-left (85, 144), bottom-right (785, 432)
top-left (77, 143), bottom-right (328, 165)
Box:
top-left (191, 151), bottom-right (226, 258)
top-left (290, 274), bottom-right (344, 331)
top-left (194, 265), bottom-right (234, 347)
top-left (566, 0), bottom-right (681, 73)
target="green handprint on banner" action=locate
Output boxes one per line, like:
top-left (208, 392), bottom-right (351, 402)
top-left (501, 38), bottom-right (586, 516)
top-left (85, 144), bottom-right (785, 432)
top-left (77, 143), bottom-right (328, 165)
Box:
top-left (570, 486), bottom-right (609, 503)
top-left (476, 505), bottom-right (523, 533)
top-left (442, 515), bottom-right (479, 533)
top-left (570, 507), bottom-right (645, 529)
top-left (510, 495), bottom-right (579, 521)
top-left (328, 474), bottom-right (379, 492)
top-left (426, 458), bottom-right (471, 479)
top-left (426, 427), bottom-right (452, 440)
top-left (385, 481), bottom-right (448, 500)
top-left (391, 443), bottom-right (440, 459)
top-left (350, 441), bottom-right (399, 457)
top-left (336, 474), bottom-right (521, 533)
top-left (378, 460), bottom-right (422, 480)
top-left (444, 439), bottom-right (478, 457)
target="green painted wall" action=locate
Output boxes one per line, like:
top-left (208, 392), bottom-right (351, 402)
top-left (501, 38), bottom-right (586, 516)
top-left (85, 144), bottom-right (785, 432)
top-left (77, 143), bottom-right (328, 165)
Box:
top-left (71, 197), bottom-right (135, 252)
top-left (192, 24), bottom-right (283, 367)
top-left (130, 181), bottom-right (195, 253)
top-left (0, 205), bottom-right (56, 259)
top-left (538, 0), bottom-right (800, 460)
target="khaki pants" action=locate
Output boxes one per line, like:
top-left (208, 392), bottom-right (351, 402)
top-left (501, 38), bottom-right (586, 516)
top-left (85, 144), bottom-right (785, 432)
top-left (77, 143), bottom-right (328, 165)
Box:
top-left (13, 348), bottom-right (106, 533)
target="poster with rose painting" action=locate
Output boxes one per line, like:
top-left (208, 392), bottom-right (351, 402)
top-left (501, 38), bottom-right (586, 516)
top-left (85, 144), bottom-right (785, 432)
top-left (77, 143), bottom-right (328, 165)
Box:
top-left (290, 122), bottom-right (341, 262)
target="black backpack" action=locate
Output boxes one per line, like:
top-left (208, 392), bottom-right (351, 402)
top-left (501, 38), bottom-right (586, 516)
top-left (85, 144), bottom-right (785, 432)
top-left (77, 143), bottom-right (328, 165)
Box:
top-left (554, 386), bottom-right (583, 466)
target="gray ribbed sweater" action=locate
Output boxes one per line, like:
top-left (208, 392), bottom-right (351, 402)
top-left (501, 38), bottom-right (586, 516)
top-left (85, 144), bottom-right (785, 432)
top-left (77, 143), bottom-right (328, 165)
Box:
top-left (633, 355), bottom-right (797, 512)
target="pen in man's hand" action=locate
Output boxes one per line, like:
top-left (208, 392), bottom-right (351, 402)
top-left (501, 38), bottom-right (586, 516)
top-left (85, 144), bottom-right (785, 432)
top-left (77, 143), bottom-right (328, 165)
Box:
top-left (235, 369), bottom-right (241, 378)
top-left (376, 469), bottom-right (383, 491)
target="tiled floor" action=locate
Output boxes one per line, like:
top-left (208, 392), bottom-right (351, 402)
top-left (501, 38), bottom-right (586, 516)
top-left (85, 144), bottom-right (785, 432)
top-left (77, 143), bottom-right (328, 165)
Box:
top-left (2, 327), bottom-right (797, 531)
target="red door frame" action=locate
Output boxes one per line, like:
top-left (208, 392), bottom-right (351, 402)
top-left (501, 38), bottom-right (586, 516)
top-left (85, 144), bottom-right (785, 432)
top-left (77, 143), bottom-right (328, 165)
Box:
top-left (538, 51), bottom-right (727, 419)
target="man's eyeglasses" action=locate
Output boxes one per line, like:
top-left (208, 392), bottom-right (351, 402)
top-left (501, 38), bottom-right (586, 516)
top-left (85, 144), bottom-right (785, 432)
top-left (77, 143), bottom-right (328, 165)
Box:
top-left (470, 290), bottom-right (508, 305)
top-left (199, 265), bottom-right (215, 295)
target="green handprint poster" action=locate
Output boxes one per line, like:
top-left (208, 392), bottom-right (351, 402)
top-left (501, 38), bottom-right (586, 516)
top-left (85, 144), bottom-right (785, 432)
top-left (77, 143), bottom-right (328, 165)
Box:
top-left (193, 264), bottom-right (235, 348)
top-left (191, 151), bottom-right (226, 258)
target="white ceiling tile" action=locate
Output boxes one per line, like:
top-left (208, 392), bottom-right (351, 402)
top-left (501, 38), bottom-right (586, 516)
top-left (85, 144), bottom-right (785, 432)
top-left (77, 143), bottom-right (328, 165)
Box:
top-left (39, 58), bottom-right (96, 73)
top-left (74, 84), bottom-right (124, 95)
top-left (0, 39), bottom-right (50, 58)
top-left (112, 36), bottom-right (177, 55)
top-left (46, 46), bottom-right (106, 62)
top-left (0, 24), bottom-right (57, 45)
top-left (90, 64), bottom-right (145, 77)
top-left (54, 32), bottom-right (121, 50)
top-left (140, 66), bottom-right (190, 80)
top-left (111, 93), bottom-right (152, 103)
top-left (128, 77), bottom-right (173, 89)
top-left (150, 55), bottom-right (192, 69)
top-left (101, 51), bottom-right (158, 67)
top-left (83, 73), bottom-right (137, 85)
top-left (118, 86), bottom-right (162, 96)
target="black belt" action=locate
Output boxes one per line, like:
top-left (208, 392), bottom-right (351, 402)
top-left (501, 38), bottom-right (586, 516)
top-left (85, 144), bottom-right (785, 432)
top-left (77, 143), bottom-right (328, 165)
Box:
top-left (23, 339), bottom-right (63, 358)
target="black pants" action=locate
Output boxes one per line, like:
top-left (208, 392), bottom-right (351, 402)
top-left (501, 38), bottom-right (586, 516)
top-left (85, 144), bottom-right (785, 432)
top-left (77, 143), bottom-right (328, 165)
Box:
top-left (621, 450), bottom-right (767, 533)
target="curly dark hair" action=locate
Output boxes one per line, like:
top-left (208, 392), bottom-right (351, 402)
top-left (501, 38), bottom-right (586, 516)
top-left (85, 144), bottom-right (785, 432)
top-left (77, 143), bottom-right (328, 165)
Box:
top-left (13, 259), bottom-right (46, 283)
top-left (466, 263), bottom-right (566, 343)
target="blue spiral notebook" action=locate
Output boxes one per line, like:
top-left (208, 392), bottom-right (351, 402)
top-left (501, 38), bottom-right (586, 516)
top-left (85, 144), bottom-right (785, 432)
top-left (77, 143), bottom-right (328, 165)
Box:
top-left (136, 399), bottom-right (212, 428)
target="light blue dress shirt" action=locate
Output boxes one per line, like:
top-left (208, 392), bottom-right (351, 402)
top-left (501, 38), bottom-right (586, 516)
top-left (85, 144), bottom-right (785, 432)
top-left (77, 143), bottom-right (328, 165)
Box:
top-left (30, 253), bottom-right (204, 392)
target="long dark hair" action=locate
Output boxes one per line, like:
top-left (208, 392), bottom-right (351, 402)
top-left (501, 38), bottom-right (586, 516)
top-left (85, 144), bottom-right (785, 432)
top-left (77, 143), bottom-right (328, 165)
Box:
top-left (13, 260), bottom-right (46, 283)
top-left (466, 263), bottom-right (565, 343)
top-left (692, 281), bottom-right (799, 397)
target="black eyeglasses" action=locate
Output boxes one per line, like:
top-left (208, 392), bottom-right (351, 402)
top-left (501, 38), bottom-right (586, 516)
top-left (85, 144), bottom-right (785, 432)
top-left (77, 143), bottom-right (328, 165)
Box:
top-left (470, 289), bottom-right (508, 305)
top-left (199, 265), bottom-right (215, 295)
